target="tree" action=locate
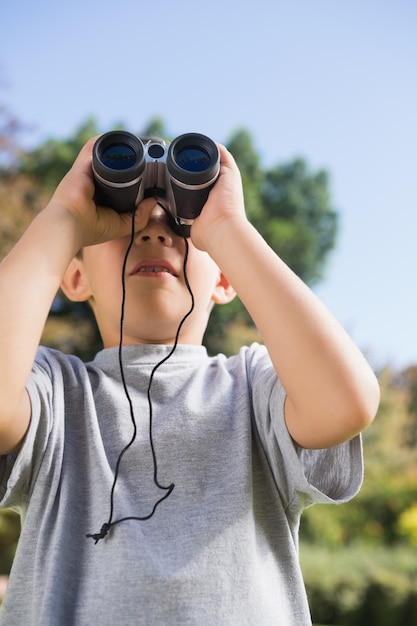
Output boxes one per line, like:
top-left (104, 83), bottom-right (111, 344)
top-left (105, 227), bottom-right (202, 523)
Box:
top-left (226, 128), bottom-right (337, 286)
top-left (299, 366), bottom-right (417, 625)
top-left (300, 366), bottom-right (417, 548)
top-left (141, 117), bottom-right (169, 140)
top-left (18, 118), bottom-right (101, 191)
top-left (396, 365), bottom-right (417, 446)
top-left (226, 128), bottom-right (263, 222)
top-left (259, 159), bottom-right (337, 286)
top-left (0, 104), bottom-right (50, 259)
top-left (0, 103), bottom-right (28, 166)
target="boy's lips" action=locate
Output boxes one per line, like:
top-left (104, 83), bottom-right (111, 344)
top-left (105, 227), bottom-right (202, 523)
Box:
top-left (130, 259), bottom-right (179, 277)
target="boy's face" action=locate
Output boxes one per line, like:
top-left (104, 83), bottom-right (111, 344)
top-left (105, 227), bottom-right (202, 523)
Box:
top-left (62, 203), bottom-right (234, 347)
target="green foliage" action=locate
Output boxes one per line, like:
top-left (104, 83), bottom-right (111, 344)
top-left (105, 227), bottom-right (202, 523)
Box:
top-left (297, 364), bottom-right (417, 622)
top-left (18, 118), bottom-right (101, 191)
top-left (0, 103), bottom-right (29, 166)
top-left (301, 544), bottom-right (417, 626)
top-left (226, 128), bottom-right (263, 222)
top-left (397, 504), bottom-right (417, 547)
top-left (141, 117), bottom-right (170, 140)
top-left (0, 173), bottom-right (50, 258)
top-left (259, 160), bottom-right (337, 286)
top-left (300, 368), bottom-right (417, 549)
top-left (226, 129), bottom-right (337, 287)
top-left (396, 365), bottom-right (417, 446)
top-left (0, 510), bottom-right (20, 575)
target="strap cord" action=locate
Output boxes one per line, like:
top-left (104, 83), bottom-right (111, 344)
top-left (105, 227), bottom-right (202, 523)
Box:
top-left (87, 208), bottom-right (194, 544)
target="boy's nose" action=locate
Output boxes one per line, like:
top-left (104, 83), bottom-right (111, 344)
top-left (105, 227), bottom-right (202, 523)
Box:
top-left (134, 205), bottom-right (174, 247)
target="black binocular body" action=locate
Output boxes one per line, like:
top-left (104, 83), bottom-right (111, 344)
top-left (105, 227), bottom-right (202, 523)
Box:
top-left (92, 131), bottom-right (220, 233)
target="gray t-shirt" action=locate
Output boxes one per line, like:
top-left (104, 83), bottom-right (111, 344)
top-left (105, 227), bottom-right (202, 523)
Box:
top-left (0, 343), bottom-right (363, 625)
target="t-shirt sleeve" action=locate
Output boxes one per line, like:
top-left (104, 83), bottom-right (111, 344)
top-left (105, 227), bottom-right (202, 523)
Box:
top-left (245, 343), bottom-right (363, 513)
top-left (0, 348), bottom-right (57, 510)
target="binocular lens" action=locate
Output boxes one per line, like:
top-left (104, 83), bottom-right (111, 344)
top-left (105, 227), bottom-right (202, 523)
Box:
top-left (175, 147), bottom-right (211, 173)
top-left (101, 144), bottom-right (137, 170)
top-left (93, 130), bottom-right (219, 219)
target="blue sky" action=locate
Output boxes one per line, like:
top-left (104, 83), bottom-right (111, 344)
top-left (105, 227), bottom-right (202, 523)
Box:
top-left (1, 0), bottom-right (416, 370)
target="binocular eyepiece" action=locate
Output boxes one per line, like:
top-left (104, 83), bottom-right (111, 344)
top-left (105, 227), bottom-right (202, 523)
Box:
top-left (92, 131), bottom-right (220, 235)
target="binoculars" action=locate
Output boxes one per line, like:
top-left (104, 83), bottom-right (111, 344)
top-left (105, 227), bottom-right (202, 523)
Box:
top-left (92, 131), bottom-right (220, 234)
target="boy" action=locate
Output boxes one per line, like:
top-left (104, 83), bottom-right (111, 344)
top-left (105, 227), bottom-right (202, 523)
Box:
top-left (0, 137), bottom-right (379, 625)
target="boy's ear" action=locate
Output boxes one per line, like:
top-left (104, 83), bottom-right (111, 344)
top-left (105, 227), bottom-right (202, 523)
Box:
top-left (60, 257), bottom-right (92, 302)
top-left (211, 271), bottom-right (236, 305)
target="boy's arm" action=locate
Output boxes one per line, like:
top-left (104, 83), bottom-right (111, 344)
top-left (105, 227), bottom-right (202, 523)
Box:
top-left (192, 145), bottom-right (380, 450)
top-left (0, 205), bottom-right (81, 454)
top-left (0, 139), bottom-right (150, 455)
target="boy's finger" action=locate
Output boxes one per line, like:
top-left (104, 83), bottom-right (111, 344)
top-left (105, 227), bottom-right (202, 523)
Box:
top-left (133, 198), bottom-right (160, 227)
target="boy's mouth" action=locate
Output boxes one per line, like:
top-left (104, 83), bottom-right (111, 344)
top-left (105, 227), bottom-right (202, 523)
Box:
top-left (130, 260), bottom-right (178, 277)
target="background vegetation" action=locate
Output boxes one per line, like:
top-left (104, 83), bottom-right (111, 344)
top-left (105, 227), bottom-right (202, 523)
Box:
top-left (1, 108), bottom-right (416, 624)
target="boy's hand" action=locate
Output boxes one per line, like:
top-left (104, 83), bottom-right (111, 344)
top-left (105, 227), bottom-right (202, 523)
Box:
top-left (45, 137), bottom-right (155, 251)
top-left (188, 144), bottom-right (247, 252)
